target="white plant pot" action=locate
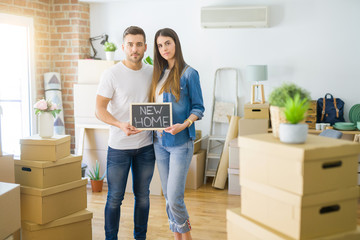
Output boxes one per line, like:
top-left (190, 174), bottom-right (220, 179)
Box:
top-left (279, 123), bottom-right (308, 144)
top-left (39, 112), bottom-right (54, 138)
top-left (105, 51), bottom-right (115, 61)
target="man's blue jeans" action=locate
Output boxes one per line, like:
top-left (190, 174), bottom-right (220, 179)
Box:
top-left (104, 144), bottom-right (155, 240)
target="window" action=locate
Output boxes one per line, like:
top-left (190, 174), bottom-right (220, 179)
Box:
top-left (0, 14), bottom-right (35, 157)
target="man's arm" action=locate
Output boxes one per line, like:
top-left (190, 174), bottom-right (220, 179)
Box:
top-left (95, 95), bottom-right (141, 136)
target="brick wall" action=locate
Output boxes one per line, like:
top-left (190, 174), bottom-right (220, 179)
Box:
top-left (50, 0), bottom-right (90, 150)
top-left (0, 0), bottom-right (91, 150)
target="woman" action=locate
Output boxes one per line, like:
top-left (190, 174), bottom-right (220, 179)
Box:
top-left (149, 28), bottom-right (204, 240)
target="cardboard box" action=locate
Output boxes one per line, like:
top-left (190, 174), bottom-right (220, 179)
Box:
top-left (307, 100), bottom-right (317, 114)
top-left (305, 113), bottom-right (317, 129)
top-left (193, 140), bottom-right (201, 154)
top-left (83, 128), bottom-right (109, 150)
top-left (228, 168), bottom-right (240, 195)
top-left (15, 155), bottom-right (82, 188)
top-left (358, 161), bottom-right (360, 185)
top-left (195, 130), bottom-right (201, 140)
top-left (4, 229), bottom-right (20, 240)
top-left (0, 155), bottom-right (15, 183)
top-left (239, 134), bottom-right (360, 195)
top-left (0, 182), bottom-right (21, 240)
top-left (358, 163), bottom-right (360, 185)
top-left (3, 229), bottom-right (20, 240)
top-left (21, 178), bottom-right (87, 224)
top-left (74, 117), bottom-right (106, 127)
top-left (20, 135), bottom-right (71, 161)
top-left (227, 208), bottom-right (290, 240)
top-left (193, 130), bottom-right (202, 154)
top-left (227, 208), bottom-right (360, 240)
top-left (229, 138), bottom-right (239, 169)
top-left (241, 179), bottom-right (358, 239)
top-left (74, 84), bottom-right (99, 118)
top-left (78, 59), bottom-right (117, 84)
top-left (238, 118), bottom-right (268, 136)
top-left (244, 103), bottom-right (269, 119)
top-left (186, 150), bottom-right (206, 189)
top-left (22, 209), bottom-right (93, 240)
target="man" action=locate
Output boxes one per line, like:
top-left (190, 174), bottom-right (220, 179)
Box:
top-left (95, 26), bottom-right (155, 240)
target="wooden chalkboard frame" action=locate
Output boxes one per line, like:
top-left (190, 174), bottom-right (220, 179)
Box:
top-left (130, 102), bottom-right (173, 130)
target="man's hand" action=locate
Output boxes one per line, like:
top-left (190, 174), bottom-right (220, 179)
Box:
top-left (96, 95), bottom-right (142, 136)
top-left (164, 123), bottom-right (187, 135)
top-left (119, 122), bottom-right (142, 136)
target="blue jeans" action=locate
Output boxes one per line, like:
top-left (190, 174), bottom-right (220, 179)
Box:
top-left (104, 144), bottom-right (155, 240)
top-left (154, 136), bottom-right (194, 233)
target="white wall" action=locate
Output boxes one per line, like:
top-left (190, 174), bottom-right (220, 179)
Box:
top-left (89, 0), bottom-right (360, 136)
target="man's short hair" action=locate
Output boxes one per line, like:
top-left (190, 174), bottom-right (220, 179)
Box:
top-left (123, 26), bottom-right (146, 43)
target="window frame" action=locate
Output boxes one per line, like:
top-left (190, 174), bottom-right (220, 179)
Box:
top-left (0, 13), bottom-right (36, 154)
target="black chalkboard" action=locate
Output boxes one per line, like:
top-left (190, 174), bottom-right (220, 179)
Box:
top-left (130, 103), bottom-right (172, 130)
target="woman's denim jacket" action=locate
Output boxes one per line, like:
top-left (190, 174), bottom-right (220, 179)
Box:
top-left (158, 65), bottom-right (205, 147)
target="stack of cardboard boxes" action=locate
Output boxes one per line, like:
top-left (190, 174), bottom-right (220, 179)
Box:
top-left (228, 133), bottom-right (360, 239)
top-left (228, 138), bottom-right (241, 195)
top-left (15, 135), bottom-right (93, 240)
top-left (227, 103), bottom-right (269, 195)
top-left (0, 126), bottom-right (21, 240)
top-left (0, 125), bottom-right (16, 184)
top-left (305, 100), bottom-right (317, 129)
top-left (0, 154), bottom-right (15, 183)
top-left (0, 182), bottom-right (20, 240)
top-left (185, 130), bottom-right (206, 190)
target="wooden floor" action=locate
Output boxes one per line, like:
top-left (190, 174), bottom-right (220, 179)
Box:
top-left (88, 183), bottom-right (360, 240)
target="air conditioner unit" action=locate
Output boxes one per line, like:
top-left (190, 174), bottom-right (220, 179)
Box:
top-left (201, 6), bottom-right (269, 28)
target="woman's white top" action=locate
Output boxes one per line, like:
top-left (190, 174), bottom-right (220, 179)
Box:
top-left (155, 69), bottom-right (170, 103)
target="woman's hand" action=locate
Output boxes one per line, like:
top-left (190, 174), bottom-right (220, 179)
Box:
top-left (164, 123), bottom-right (187, 135)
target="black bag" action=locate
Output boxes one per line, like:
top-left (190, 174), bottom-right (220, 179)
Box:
top-left (317, 93), bottom-right (344, 125)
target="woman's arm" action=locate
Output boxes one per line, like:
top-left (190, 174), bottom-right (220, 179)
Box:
top-left (164, 69), bottom-right (204, 135)
top-left (188, 70), bottom-right (205, 120)
top-left (164, 113), bottom-right (198, 135)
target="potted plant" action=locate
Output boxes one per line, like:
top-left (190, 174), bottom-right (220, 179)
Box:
top-left (279, 93), bottom-right (310, 143)
top-left (34, 99), bottom-right (61, 138)
top-left (87, 160), bottom-right (106, 192)
top-left (103, 41), bottom-right (117, 61)
top-left (143, 56), bottom-right (153, 65)
top-left (269, 83), bottom-right (310, 137)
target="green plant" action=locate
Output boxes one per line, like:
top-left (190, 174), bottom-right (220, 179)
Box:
top-left (87, 160), bottom-right (106, 181)
top-left (284, 93), bottom-right (310, 124)
top-left (103, 42), bottom-right (117, 52)
top-left (269, 83), bottom-right (310, 107)
top-left (143, 56), bottom-right (153, 65)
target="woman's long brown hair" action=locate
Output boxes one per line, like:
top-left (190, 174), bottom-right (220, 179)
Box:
top-left (149, 28), bottom-right (186, 102)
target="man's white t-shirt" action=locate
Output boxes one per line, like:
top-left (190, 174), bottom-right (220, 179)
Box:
top-left (97, 61), bottom-right (153, 150)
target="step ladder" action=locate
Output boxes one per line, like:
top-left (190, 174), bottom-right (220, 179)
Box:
top-left (203, 68), bottom-right (238, 184)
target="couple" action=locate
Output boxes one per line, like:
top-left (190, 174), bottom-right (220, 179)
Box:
top-left (95, 26), bottom-right (205, 240)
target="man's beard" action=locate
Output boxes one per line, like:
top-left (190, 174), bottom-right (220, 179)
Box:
top-left (127, 53), bottom-right (143, 64)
